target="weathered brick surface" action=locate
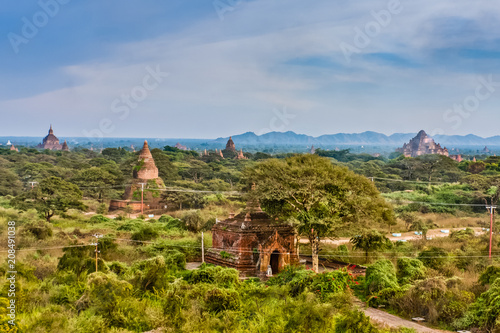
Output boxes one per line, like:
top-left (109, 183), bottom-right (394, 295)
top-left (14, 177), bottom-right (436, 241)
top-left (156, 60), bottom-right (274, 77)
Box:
top-left (133, 141), bottom-right (159, 180)
top-left (206, 209), bottom-right (298, 277)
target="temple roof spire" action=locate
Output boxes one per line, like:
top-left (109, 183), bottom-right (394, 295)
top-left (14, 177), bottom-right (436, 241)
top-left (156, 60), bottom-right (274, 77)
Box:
top-left (133, 140), bottom-right (159, 180)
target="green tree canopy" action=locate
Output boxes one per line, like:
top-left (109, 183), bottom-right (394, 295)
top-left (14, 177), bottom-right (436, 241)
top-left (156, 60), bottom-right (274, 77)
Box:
top-left (0, 167), bottom-right (23, 196)
top-left (246, 154), bottom-right (395, 271)
top-left (70, 167), bottom-right (118, 200)
top-left (13, 176), bottom-right (85, 221)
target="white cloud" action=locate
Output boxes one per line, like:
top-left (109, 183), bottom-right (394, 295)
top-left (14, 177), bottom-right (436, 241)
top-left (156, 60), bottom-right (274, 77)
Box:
top-left (2, 0), bottom-right (500, 137)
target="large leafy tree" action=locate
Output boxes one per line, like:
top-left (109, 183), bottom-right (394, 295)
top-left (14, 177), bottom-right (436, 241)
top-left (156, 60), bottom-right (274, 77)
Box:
top-left (0, 167), bottom-right (23, 196)
top-left (150, 148), bottom-right (179, 183)
top-left (13, 176), bottom-right (85, 221)
top-left (70, 167), bottom-right (117, 200)
top-left (246, 154), bottom-right (394, 272)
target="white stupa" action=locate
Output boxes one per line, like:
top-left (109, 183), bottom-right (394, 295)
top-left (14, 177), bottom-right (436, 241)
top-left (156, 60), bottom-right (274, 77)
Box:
top-left (6, 140), bottom-right (12, 146)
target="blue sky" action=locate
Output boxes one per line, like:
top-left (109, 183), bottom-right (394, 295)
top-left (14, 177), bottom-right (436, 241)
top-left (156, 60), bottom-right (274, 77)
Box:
top-left (1, 0), bottom-right (500, 139)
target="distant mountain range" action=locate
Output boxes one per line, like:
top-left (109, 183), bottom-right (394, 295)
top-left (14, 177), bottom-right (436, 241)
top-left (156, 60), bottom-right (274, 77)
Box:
top-left (2, 131), bottom-right (500, 152)
top-left (214, 131), bottom-right (500, 147)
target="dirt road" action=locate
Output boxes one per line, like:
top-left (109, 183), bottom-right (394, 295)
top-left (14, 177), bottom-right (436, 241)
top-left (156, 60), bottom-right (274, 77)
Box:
top-left (354, 299), bottom-right (451, 332)
top-left (300, 227), bottom-right (483, 246)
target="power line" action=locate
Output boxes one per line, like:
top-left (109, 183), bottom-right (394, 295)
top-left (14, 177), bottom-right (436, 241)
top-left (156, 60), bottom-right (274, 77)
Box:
top-left (0, 243), bottom-right (91, 253)
top-left (9, 234), bottom-right (499, 260)
top-left (372, 177), bottom-right (451, 185)
top-left (75, 183), bottom-right (242, 195)
top-left (385, 199), bottom-right (489, 207)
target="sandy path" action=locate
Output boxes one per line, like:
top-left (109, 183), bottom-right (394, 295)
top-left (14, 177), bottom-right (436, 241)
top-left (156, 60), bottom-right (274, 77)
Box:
top-left (299, 227), bottom-right (483, 246)
top-left (354, 299), bottom-right (452, 332)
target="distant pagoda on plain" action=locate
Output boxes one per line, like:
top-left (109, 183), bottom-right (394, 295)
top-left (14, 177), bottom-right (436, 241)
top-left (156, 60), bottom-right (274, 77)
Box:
top-left (397, 130), bottom-right (449, 158)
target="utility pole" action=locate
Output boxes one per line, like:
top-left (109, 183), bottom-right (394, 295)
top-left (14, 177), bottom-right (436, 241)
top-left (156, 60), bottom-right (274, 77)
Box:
top-left (29, 181), bottom-right (38, 189)
top-left (486, 205), bottom-right (496, 260)
top-left (92, 234), bottom-right (103, 272)
top-left (201, 232), bottom-right (205, 263)
top-left (139, 183), bottom-right (146, 215)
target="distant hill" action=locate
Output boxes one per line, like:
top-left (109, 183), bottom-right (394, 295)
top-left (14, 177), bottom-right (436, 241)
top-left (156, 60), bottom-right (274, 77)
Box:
top-left (2, 131), bottom-right (499, 153)
top-left (214, 131), bottom-right (500, 147)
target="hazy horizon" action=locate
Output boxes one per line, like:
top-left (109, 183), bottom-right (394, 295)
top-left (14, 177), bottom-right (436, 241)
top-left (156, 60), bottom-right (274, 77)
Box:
top-left (1, 128), bottom-right (499, 141)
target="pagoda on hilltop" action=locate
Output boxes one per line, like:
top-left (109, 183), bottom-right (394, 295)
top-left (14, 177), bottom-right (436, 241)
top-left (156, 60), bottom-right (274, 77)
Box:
top-left (109, 140), bottom-right (165, 212)
top-left (174, 142), bottom-right (188, 151)
top-left (37, 125), bottom-right (63, 150)
top-left (61, 140), bottom-right (70, 152)
top-left (225, 136), bottom-right (236, 152)
top-left (397, 130), bottom-right (449, 158)
top-left (222, 136), bottom-right (248, 159)
top-left (236, 148), bottom-right (247, 160)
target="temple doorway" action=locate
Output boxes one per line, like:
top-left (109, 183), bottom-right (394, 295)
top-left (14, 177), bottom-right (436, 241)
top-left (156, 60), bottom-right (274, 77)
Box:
top-left (270, 250), bottom-right (280, 275)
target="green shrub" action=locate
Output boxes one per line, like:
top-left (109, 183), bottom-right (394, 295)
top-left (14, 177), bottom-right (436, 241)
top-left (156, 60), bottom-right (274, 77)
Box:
top-left (116, 219), bottom-right (143, 231)
top-left (97, 236), bottom-right (118, 258)
top-left (114, 214), bottom-right (126, 221)
top-left (107, 261), bottom-right (129, 277)
top-left (69, 310), bottom-right (108, 333)
top-left (365, 259), bottom-right (398, 295)
top-left (96, 203), bottom-right (108, 215)
top-left (283, 292), bottom-right (338, 332)
top-left (309, 270), bottom-right (354, 300)
top-left (367, 285), bottom-right (408, 308)
top-left (185, 265), bottom-right (239, 288)
top-left (478, 265), bottom-right (500, 285)
top-left (88, 214), bottom-right (110, 224)
top-left (84, 272), bottom-right (133, 315)
top-left (204, 287), bottom-right (240, 313)
top-left (57, 244), bottom-right (109, 276)
top-left (143, 238), bottom-right (200, 261)
top-left (131, 224), bottom-right (159, 242)
top-left (22, 222), bottom-right (53, 240)
top-left (267, 266), bottom-right (354, 299)
top-left (163, 250), bottom-right (186, 271)
top-left (418, 247), bottom-right (448, 270)
top-left (334, 310), bottom-right (379, 333)
top-left (131, 256), bottom-right (169, 292)
top-left (48, 284), bottom-right (82, 305)
top-left (158, 214), bottom-right (186, 230)
top-left (389, 277), bottom-right (474, 325)
top-left (181, 210), bottom-right (205, 232)
top-left (397, 258), bottom-right (426, 285)
top-left (450, 228), bottom-right (475, 241)
top-left (456, 279), bottom-right (500, 331)
top-left (23, 305), bottom-right (70, 332)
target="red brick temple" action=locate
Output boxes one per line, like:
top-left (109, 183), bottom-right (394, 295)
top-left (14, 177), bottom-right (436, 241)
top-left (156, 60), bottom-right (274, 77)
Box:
top-left (109, 140), bottom-right (165, 212)
top-left (37, 125), bottom-right (63, 150)
top-left (61, 140), bottom-right (70, 152)
top-left (206, 193), bottom-right (298, 277)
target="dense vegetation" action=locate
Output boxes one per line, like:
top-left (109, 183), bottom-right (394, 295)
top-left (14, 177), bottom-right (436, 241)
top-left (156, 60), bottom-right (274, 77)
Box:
top-left (0, 145), bottom-right (500, 332)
